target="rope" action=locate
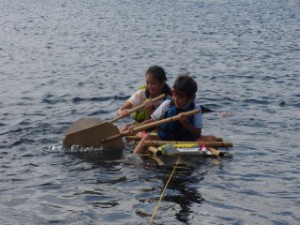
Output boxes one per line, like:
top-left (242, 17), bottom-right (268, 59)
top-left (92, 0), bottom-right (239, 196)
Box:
top-left (148, 156), bottom-right (180, 224)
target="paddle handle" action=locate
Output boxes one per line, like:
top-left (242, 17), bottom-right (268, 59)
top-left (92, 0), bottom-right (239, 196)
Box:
top-left (103, 108), bottom-right (200, 143)
top-left (130, 108), bottom-right (200, 133)
top-left (109, 94), bottom-right (166, 123)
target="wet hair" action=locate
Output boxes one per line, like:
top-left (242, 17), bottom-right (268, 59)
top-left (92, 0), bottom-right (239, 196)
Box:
top-left (173, 73), bottom-right (198, 99)
top-left (145, 65), bottom-right (172, 97)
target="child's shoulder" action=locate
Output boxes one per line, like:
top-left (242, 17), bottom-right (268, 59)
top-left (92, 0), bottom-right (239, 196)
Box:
top-left (161, 99), bottom-right (172, 107)
top-left (129, 89), bottom-right (147, 105)
top-left (132, 88), bottom-right (146, 97)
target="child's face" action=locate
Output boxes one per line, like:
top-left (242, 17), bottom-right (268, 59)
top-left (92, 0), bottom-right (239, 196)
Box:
top-left (146, 74), bottom-right (165, 97)
top-left (172, 89), bottom-right (192, 108)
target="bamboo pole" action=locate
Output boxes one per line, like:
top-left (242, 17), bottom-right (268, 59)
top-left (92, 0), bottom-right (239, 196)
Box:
top-left (147, 145), bottom-right (226, 157)
top-left (148, 146), bottom-right (162, 156)
top-left (102, 109), bottom-right (201, 143)
top-left (126, 135), bottom-right (224, 142)
top-left (207, 147), bottom-right (224, 157)
top-left (144, 140), bottom-right (233, 148)
top-left (151, 156), bottom-right (165, 166)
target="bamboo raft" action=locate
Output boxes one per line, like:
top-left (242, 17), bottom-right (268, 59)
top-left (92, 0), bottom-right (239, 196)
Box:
top-left (126, 136), bottom-right (233, 166)
top-left (63, 104), bottom-right (233, 166)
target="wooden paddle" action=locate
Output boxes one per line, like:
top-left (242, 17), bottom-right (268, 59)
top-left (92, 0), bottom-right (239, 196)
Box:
top-left (63, 94), bottom-right (165, 148)
top-left (64, 94), bottom-right (165, 136)
top-left (63, 108), bottom-right (201, 149)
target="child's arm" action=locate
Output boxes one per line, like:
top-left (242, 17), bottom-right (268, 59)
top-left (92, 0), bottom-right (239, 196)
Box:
top-left (125, 99), bottom-right (170, 133)
top-left (117, 90), bottom-right (145, 117)
top-left (178, 113), bottom-right (201, 137)
top-left (117, 101), bottom-right (133, 117)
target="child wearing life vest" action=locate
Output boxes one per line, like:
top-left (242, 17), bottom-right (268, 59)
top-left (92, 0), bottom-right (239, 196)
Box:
top-left (117, 65), bottom-right (172, 131)
top-left (133, 74), bottom-right (216, 154)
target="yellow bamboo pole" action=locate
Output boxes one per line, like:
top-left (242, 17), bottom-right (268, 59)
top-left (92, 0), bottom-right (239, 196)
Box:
top-left (147, 145), bottom-right (228, 158)
top-left (144, 140), bottom-right (233, 148)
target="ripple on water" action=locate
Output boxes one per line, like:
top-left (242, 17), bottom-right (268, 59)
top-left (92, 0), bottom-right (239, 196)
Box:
top-left (0, 0), bottom-right (300, 224)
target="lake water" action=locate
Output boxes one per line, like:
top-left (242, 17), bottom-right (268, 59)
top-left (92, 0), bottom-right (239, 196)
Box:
top-left (1, 0), bottom-right (299, 224)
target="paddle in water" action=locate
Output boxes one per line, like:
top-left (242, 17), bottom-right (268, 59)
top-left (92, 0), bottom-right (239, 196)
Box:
top-left (63, 94), bottom-right (165, 148)
top-left (63, 108), bottom-right (200, 149)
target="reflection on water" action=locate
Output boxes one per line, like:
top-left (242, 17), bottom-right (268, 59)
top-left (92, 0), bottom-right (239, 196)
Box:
top-left (160, 168), bottom-right (205, 224)
top-left (134, 155), bottom-right (221, 224)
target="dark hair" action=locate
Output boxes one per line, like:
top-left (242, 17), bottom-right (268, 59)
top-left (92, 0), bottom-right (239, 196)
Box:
top-left (173, 74), bottom-right (197, 98)
top-left (145, 65), bottom-right (167, 82)
top-left (145, 65), bottom-right (172, 97)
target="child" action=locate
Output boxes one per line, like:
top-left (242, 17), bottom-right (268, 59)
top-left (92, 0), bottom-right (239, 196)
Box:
top-left (134, 74), bottom-right (216, 154)
top-left (117, 65), bottom-right (172, 131)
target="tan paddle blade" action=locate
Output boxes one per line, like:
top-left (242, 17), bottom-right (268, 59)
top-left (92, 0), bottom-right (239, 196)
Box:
top-left (63, 94), bottom-right (166, 148)
top-left (64, 118), bottom-right (103, 135)
top-left (63, 122), bottom-right (124, 149)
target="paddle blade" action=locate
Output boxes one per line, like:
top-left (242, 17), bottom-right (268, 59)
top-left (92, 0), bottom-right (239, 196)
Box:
top-left (64, 118), bottom-right (103, 135)
top-left (63, 121), bottom-right (124, 149)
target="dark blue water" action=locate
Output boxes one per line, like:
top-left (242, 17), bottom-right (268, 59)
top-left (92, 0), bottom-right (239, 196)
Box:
top-left (1, 0), bottom-right (299, 224)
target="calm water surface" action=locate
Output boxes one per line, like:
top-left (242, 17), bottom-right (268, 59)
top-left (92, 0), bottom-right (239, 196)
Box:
top-left (0, 0), bottom-right (299, 224)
